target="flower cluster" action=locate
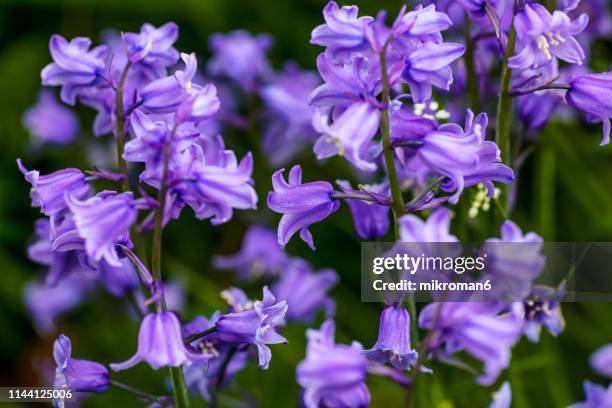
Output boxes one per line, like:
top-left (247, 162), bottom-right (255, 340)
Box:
top-left (16, 0), bottom-right (612, 406)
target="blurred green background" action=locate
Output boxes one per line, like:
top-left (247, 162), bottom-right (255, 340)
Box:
top-left (1, 0), bottom-right (611, 407)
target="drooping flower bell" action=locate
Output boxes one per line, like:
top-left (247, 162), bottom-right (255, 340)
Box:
top-left (336, 180), bottom-right (390, 240)
top-left (111, 311), bottom-right (210, 371)
top-left (175, 83), bottom-right (221, 124)
top-left (590, 344), bottom-right (612, 378)
top-left (419, 302), bottom-right (523, 385)
top-left (402, 42), bottom-right (465, 103)
top-left (310, 1), bottom-right (373, 60)
top-left (123, 22), bottom-right (179, 68)
top-left (366, 305), bottom-right (418, 370)
top-left (17, 159), bottom-right (90, 217)
top-left (208, 30), bottom-right (272, 91)
top-left (565, 71), bottom-right (612, 145)
top-left (312, 102), bottom-right (381, 172)
top-left (65, 191), bottom-right (138, 267)
top-left (296, 319), bottom-right (370, 408)
top-left (213, 225), bottom-right (289, 280)
top-left (41, 35), bottom-right (108, 105)
top-left (272, 259), bottom-right (338, 323)
top-left (417, 110), bottom-right (513, 203)
top-left (140, 52), bottom-right (199, 114)
top-left (267, 165), bottom-right (340, 249)
top-left (23, 91), bottom-right (79, 145)
top-left (399, 207), bottom-right (458, 243)
top-left (214, 287), bottom-right (288, 369)
top-left (53, 334), bottom-right (109, 393)
top-left (509, 3), bottom-right (588, 72)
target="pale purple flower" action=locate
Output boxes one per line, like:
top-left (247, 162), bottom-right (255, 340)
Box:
top-left (297, 319), bottom-right (370, 408)
top-left (312, 102), bottom-right (381, 172)
top-left (566, 71), bottom-right (612, 145)
top-left (215, 287), bottom-right (288, 369)
top-left (260, 63), bottom-right (320, 165)
top-left (140, 52), bottom-right (199, 114)
top-left (208, 30), bottom-right (272, 91)
top-left (399, 207), bottom-right (458, 242)
top-left (170, 143), bottom-right (258, 225)
top-left (272, 259), bottom-right (338, 323)
top-left (41, 35), bottom-right (108, 105)
top-left (366, 305), bottom-right (418, 370)
top-left (417, 110), bottom-right (513, 203)
top-left (569, 381), bottom-right (612, 408)
top-left (53, 334), bottom-right (108, 393)
top-left (111, 311), bottom-right (210, 371)
top-left (590, 344), bottom-right (612, 378)
top-left (310, 2), bottom-right (373, 60)
top-left (65, 191), bottom-right (137, 267)
top-left (24, 274), bottom-right (95, 335)
top-left (97, 258), bottom-right (138, 297)
top-left (402, 42), bottom-right (465, 103)
top-left (419, 302), bottom-right (523, 385)
top-left (517, 91), bottom-right (563, 131)
top-left (489, 381), bottom-right (512, 408)
top-left (213, 225), bottom-right (289, 280)
top-left (482, 220), bottom-right (546, 303)
top-left (123, 22), bottom-right (179, 68)
top-left (17, 159), bottom-right (90, 217)
top-left (23, 91), bottom-right (79, 145)
top-left (509, 3), bottom-right (588, 71)
top-left (267, 165), bottom-right (340, 250)
top-left (183, 313), bottom-right (248, 400)
top-left (337, 180), bottom-right (390, 240)
top-left (123, 109), bottom-right (199, 180)
top-left (175, 83), bottom-right (221, 124)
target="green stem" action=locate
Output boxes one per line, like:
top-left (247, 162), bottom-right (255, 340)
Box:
top-left (149, 123), bottom-right (190, 408)
top-left (494, 15), bottom-right (517, 211)
top-left (464, 14), bottom-right (481, 113)
top-left (378, 42), bottom-right (406, 220)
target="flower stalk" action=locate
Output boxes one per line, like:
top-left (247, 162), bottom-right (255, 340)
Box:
top-left (115, 61), bottom-right (132, 192)
top-left (494, 15), bottom-right (517, 210)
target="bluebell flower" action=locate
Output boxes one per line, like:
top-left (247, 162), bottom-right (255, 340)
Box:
top-left (566, 71), bottom-right (612, 145)
top-left (590, 344), bottom-right (612, 378)
top-left (183, 313), bottom-right (248, 401)
top-left (175, 83), bottom-right (221, 124)
top-left (272, 259), bottom-right (338, 323)
top-left (297, 319), bottom-right (370, 408)
top-left (267, 165), bottom-right (340, 249)
top-left (111, 311), bottom-right (210, 371)
top-left (482, 220), bottom-right (546, 303)
top-left (208, 30), bottom-right (272, 91)
top-left (260, 63), bottom-right (320, 165)
top-left (509, 3), bottom-right (588, 71)
top-left (419, 302), bottom-right (523, 385)
top-left (569, 381), bottom-right (612, 408)
top-left (366, 305), bottom-right (418, 370)
top-left (140, 52), bottom-right (199, 114)
top-left (337, 180), bottom-right (390, 240)
top-left (53, 334), bottom-right (109, 393)
top-left (41, 35), bottom-right (108, 105)
top-left (25, 274), bottom-right (95, 335)
top-left (402, 42), bottom-right (465, 103)
top-left (417, 110), bottom-right (513, 203)
top-left (399, 207), bottom-right (458, 242)
top-left (215, 287), bottom-right (287, 369)
top-left (17, 159), bottom-right (90, 217)
top-left (65, 191), bottom-right (138, 267)
top-left (213, 225), bottom-right (289, 280)
top-left (123, 22), bottom-right (179, 68)
top-left (310, 2), bottom-right (373, 60)
top-left (23, 91), bottom-right (79, 145)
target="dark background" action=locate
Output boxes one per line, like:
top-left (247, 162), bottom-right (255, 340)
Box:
top-left (1, 0), bottom-right (611, 406)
